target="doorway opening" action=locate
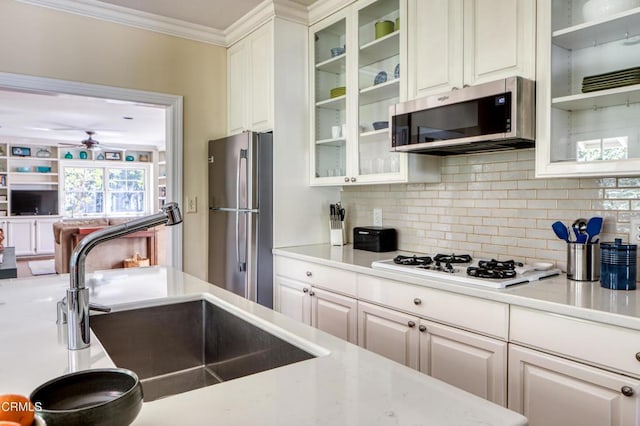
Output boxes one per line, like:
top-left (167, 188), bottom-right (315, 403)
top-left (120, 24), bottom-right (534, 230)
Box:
top-left (0, 71), bottom-right (183, 271)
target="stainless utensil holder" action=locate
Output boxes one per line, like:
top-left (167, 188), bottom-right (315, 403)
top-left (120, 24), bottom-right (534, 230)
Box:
top-left (567, 242), bottom-right (600, 281)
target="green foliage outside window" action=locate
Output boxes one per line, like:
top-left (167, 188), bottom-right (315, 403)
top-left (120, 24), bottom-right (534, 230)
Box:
top-left (63, 166), bottom-right (147, 217)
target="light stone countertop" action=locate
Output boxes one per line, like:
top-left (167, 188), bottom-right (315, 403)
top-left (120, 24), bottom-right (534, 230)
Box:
top-left (0, 266), bottom-right (527, 425)
top-left (273, 244), bottom-right (640, 332)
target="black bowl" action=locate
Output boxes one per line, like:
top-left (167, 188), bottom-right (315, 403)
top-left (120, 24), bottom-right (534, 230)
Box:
top-left (372, 121), bottom-right (389, 130)
top-left (30, 368), bottom-right (143, 426)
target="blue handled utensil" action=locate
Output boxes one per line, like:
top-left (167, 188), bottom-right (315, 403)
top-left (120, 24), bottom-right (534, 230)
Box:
top-left (586, 217), bottom-right (603, 243)
top-left (552, 221), bottom-right (569, 242)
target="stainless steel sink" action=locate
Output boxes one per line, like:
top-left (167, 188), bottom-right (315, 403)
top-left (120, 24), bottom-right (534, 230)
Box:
top-left (90, 299), bottom-right (315, 401)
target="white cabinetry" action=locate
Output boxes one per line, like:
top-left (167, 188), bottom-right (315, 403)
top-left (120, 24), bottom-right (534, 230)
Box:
top-left (407, 0), bottom-right (535, 99)
top-left (509, 306), bottom-right (640, 425)
top-left (420, 319), bottom-right (507, 405)
top-left (227, 22), bottom-right (273, 135)
top-left (358, 300), bottom-right (419, 368)
top-left (274, 255), bottom-right (508, 406)
top-left (509, 345), bottom-right (640, 426)
top-left (34, 217), bottom-right (57, 255)
top-left (7, 219), bottom-right (35, 255)
top-left (536, 1), bottom-right (640, 177)
top-left (356, 273), bottom-right (508, 406)
top-left (274, 256), bottom-right (358, 343)
top-left (6, 218), bottom-right (58, 255)
top-left (310, 0), bottom-right (440, 186)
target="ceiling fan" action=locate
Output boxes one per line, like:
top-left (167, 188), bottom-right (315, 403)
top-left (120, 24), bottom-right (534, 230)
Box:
top-left (59, 131), bottom-right (125, 151)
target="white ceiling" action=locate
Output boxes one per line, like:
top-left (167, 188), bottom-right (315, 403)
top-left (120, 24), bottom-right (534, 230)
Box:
top-left (96, 0), bottom-right (316, 30)
top-left (0, 0), bottom-right (317, 150)
top-left (0, 88), bottom-right (167, 150)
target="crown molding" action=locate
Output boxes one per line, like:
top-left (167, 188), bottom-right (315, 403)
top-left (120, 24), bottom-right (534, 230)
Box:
top-left (225, 0), bottom-right (308, 46)
top-left (308, 0), bottom-right (351, 25)
top-left (16, 0), bottom-right (226, 46)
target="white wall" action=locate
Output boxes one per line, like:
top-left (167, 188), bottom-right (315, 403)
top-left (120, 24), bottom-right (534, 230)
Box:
top-left (0, 0), bottom-right (227, 279)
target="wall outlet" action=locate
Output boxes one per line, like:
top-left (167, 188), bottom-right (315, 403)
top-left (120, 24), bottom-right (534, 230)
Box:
top-left (630, 219), bottom-right (640, 243)
top-left (186, 196), bottom-right (197, 213)
top-left (373, 208), bottom-right (383, 227)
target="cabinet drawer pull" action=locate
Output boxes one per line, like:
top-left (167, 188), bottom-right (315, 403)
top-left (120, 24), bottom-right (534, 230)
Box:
top-left (407, 321), bottom-right (416, 328)
top-left (413, 298), bottom-right (422, 305)
top-left (419, 325), bottom-right (426, 332)
top-left (621, 386), bottom-right (634, 397)
top-left (305, 271), bottom-right (312, 277)
top-left (636, 352), bottom-right (640, 362)
top-left (309, 291), bottom-right (315, 296)
top-left (350, 177), bottom-right (356, 182)
top-left (344, 177), bottom-right (350, 183)
top-left (302, 288), bottom-right (309, 293)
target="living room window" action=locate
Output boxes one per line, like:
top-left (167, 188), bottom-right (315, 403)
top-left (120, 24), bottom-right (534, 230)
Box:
top-left (61, 164), bottom-right (151, 217)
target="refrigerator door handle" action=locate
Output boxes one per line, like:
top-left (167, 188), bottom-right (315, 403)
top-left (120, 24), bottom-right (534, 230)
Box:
top-left (236, 148), bottom-right (248, 272)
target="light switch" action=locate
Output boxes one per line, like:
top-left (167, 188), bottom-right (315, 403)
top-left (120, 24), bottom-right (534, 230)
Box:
top-left (186, 196), bottom-right (197, 213)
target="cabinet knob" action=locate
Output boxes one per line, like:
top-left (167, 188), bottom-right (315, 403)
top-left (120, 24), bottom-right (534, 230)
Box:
top-left (344, 177), bottom-right (350, 183)
top-left (305, 271), bottom-right (312, 277)
top-left (621, 386), bottom-right (634, 397)
top-left (413, 298), bottom-right (422, 305)
top-left (635, 352), bottom-right (640, 362)
top-left (309, 291), bottom-right (315, 297)
top-left (419, 325), bottom-right (427, 332)
top-left (350, 177), bottom-right (356, 183)
top-left (407, 321), bottom-right (416, 328)
top-left (302, 288), bottom-right (309, 293)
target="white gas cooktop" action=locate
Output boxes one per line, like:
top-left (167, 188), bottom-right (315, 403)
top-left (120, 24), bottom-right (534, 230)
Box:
top-left (371, 257), bottom-right (561, 289)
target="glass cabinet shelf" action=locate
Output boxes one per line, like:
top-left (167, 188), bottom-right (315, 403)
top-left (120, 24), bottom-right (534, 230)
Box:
top-left (359, 79), bottom-right (400, 105)
top-left (552, 7), bottom-right (640, 49)
top-left (316, 54), bottom-right (346, 74)
top-left (552, 84), bottom-right (640, 110)
top-left (315, 137), bottom-right (346, 147)
top-left (316, 95), bottom-right (346, 109)
top-left (359, 31), bottom-right (400, 67)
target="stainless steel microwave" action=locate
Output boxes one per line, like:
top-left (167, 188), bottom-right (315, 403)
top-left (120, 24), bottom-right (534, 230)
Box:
top-left (390, 77), bottom-right (535, 155)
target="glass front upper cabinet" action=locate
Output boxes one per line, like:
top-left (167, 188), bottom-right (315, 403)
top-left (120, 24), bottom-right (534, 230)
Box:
top-left (312, 13), bottom-right (348, 182)
top-left (536, 0), bottom-right (640, 177)
top-left (357, 0), bottom-right (402, 178)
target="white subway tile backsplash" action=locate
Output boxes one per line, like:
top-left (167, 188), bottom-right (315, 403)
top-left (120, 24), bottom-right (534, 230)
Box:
top-left (341, 149), bottom-right (640, 269)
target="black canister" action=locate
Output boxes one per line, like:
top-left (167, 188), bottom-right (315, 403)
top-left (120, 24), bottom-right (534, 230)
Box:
top-left (600, 239), bottom-right (637, 290)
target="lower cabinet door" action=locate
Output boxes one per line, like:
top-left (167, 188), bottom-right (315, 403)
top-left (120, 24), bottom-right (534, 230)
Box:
top-left (275, 276), bottom-right (311, 325)
top-left (419, 320), bottom-right (507, 406)
top-left (508, 344), bottom-right (640, 426)
top-left (311, 287), bottom-right (357, 344)
top-left (8, 219), bottom-right (36, 255)
top-left (35, 218), bottom-right (57, 254)
top-left (357, 301), bottom-right (419, 369)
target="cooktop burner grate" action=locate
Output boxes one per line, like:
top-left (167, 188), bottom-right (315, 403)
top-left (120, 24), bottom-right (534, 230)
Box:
top-left (477, 259), bottom-right (523, 271)
top-left (467, 267), bottom-right (517, 279)
top-left (433, 253), bottom-right (472, 264)
top-left (393, 255), bottom-right (433, 266)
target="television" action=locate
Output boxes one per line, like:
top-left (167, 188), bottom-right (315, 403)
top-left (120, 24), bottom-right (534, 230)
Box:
top-left (10, 190), bottom-right (59, 216)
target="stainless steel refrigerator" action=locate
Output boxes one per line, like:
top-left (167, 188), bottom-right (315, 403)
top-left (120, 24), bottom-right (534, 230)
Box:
top-left (208, 132), bottom-right (273, 308)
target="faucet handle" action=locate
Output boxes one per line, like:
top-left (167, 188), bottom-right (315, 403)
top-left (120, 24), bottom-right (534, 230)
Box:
top-left (56, 297), bottom-right (67, 325)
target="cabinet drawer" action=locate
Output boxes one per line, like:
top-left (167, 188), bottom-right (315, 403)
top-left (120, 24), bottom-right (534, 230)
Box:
top-left (358, 274), bottom-right (508, 339)
top-left (274, 256), bottom-right (357, 296)
top-left (510, 306), bottom-right (640, 379)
